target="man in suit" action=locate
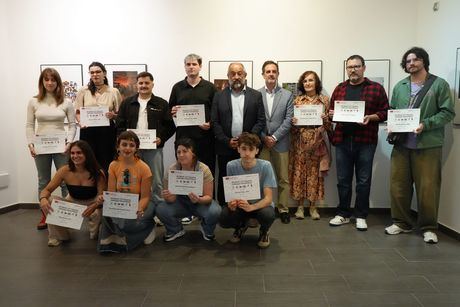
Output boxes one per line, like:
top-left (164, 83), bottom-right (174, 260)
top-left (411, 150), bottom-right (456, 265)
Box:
top-left (211, 62), bottom-right (266, 206)
top-left (258, 61), bottom-right (294, 224)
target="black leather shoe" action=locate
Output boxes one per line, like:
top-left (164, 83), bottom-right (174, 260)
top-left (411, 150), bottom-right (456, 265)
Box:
top-left (280, 212), bottom-right (290, 224)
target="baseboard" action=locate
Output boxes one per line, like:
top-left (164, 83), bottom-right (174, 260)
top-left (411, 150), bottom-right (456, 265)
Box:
top-left (2, 203), bottom-right (459, 241)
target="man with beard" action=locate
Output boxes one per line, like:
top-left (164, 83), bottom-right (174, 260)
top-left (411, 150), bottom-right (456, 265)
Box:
top-left (211, 62), bottom-right (266, 206)
top-left (385, 47), bottom-right (454, 243)
top-left (116, 72), bottom-right (175, 206)
top-left (328, 55), bottom-right (389, 231)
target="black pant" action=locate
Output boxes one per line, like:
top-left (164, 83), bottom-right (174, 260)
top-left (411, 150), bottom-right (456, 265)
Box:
top-left (219, 206), bottom-right (276, 233)
top-left (216, 152), bottom-right (240, 206)
top-left (79, 122), bottom-right (116, 176)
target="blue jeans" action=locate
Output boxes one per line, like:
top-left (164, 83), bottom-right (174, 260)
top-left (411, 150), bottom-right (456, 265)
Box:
top-left (34, 153), bottom-right (68, 199)
top-left (335, 137), bottom-right (376, 218)
top-left (156, 196), bottom-right (222, 236)
top-left (139, 148), bottom-right (164, 204)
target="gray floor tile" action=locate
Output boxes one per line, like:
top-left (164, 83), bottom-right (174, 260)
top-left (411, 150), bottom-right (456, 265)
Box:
top-left (324, 291), bottom-right (421, 306)
top-left (414, 293), bottom-right (460, 307)
top-left (143, 291), bottom-right (235, 307)
top-left (386, 261), bottom-right (460, 276)
top-left (236, 291), bottom-right (328, 307)
top-left (344, 274), bottom-right (437, 293)
top-left (264, 274), bottom-right (349, 292)
top-left (424, 274), bottom-right (460, 293)
top-left (180, 274), bottom-right (263, 292)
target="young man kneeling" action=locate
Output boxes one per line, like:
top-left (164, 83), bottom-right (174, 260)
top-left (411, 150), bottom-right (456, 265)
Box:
top-left (219, 132), bottom-right (277, 248)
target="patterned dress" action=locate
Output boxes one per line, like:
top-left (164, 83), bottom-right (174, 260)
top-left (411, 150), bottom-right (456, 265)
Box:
top-left (289, 94), bottom-right (331, 202)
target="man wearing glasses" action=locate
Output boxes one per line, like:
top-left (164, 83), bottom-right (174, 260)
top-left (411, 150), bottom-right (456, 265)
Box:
top-left (385, 47), bottom-right (455, 243)
top-left (328, 55), bottom-right (389, 231)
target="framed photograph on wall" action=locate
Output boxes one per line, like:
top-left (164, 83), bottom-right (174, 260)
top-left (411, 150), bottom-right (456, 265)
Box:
top-left (343, 59), bottom-right (391, 95)
top-left (105, 64), bottom-right (148, 100)
top-left (277, 60), bottom-right (323, 97)
top-left (208, 60), bottom-right (253, 90)
top-left (40, 64), bottom-right (84, 103)
top-left (454, 48), bottom-right (460, 124)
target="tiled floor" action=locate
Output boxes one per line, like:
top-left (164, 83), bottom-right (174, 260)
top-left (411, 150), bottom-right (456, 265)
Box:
top-left (1, 209), bottom-right (459, 307)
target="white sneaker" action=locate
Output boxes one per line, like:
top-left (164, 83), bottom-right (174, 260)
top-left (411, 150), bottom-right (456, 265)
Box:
top-left (154, 216), bottom-right (163, 226)
top-left (181, 216), bottom-right (195, 225)
top-left (385, 224), bottom-right (412, 235)
top-left (356, 218), bottom-right (368, 231)
top-left (423, 231), bottom-right (438, 244)
top-left (47, 238), bottom-right (61, 247)
top-left (143, 228), bottom-right (156, 245)
top-left (329, 215), bottom-right (350, 226)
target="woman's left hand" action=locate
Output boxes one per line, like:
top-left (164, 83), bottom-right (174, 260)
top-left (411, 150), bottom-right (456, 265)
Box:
top-left (188, 192), bottom-right (200, 204)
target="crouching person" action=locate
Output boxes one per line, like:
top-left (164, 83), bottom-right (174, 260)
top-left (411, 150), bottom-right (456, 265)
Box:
top-left (219, 132), bottom-right (277, 248)
top-left (156, 138), bottom-right (221, 242)
top-left (39, 140), bottom-right (105, 247)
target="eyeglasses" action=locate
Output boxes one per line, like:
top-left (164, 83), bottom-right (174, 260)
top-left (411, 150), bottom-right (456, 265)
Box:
top-left (346, 65), bottom-right (362, 70)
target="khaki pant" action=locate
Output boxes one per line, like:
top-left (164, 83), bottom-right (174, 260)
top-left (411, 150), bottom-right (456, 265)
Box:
top-left (390, 146), bottom-right (442, 230)
top-left (48, 196), bottom-right (101, 240)
top-left (259, 146), bottom-right (290, 213)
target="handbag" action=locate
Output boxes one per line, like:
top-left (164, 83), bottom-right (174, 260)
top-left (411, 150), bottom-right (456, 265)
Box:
top-left (387, 74), bottom-right (437, 145)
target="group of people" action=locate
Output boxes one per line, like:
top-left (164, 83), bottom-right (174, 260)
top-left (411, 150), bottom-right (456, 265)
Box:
top-left (26, 47), bottom-right (455, 253)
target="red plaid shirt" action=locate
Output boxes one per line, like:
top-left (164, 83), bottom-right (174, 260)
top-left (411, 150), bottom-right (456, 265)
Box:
top-left (330, 78), bottom-right (388, 145)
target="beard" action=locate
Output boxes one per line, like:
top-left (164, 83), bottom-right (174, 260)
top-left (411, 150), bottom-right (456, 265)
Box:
top-left (230, 79), bottom-right (244, 91)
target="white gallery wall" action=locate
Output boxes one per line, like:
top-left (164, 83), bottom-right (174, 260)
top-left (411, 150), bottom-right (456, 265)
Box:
top-left (1, 0), bottom-right (459, 232)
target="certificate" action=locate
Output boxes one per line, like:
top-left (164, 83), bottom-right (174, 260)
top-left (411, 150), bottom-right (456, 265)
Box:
top-left (168, 170), bottom-right (204, 196)
top-left (127, 129), bottom-right (156, 149)
top-left (176, 104), bottom-right (206, 126)
top-left (45, 199), bottom-right (86, 230)
top-left (294, 104), bottom-right (323, 126)
top-left (79, 106), bottom-right (110, 127)
top-left (34, 133), bottom-right (66, 155)
top-left (333, 100), bottom-right (365, 123)
top-left (223, 173), bottom-right (260, 202)
top-left (387, 109), bottom-right (420, 132)
top-left (102, 191), bottom-right (138, 219)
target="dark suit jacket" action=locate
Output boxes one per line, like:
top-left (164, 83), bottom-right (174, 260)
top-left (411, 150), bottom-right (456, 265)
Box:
top-left (211, 86), bottom-right (266, 155)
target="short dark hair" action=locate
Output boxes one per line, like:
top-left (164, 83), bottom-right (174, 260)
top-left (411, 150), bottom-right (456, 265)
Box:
top-left (400, 47), bottom-right (430, 73)
top-left (237, 132), bottom-right (261, 149)
top-left (137, 71), bottom-right (154, 81)
top-left (346, 55), bottom-right (366, 67)
top-left (175, 138), bottom-right (198, 166)
top-left (115, 131), bottom-right (140, 159)
top-left (68, 140), bottom-right (103, 183)
top-left (262, 60), bottom-right (279, 73)
top-left (297, 71), bottom-right (322, 95)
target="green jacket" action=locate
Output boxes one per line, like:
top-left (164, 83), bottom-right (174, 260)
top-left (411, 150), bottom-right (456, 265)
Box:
top-left (391, 75), bottom-right (455, 149)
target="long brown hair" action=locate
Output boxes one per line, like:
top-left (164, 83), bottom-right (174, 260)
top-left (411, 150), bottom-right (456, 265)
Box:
top-left (68, 140), bottom-right (104, 183)
top-left (35, 68), bottom-right (64, 105)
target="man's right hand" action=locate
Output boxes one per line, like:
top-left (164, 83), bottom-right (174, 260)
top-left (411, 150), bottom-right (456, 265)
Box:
top-left (229, 137), bottom-right (239, 149)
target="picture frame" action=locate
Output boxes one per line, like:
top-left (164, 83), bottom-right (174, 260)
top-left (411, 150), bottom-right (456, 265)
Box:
top-left (40, 64), bottom-right (84, 103)
top-left (343, 59), bottom-right (391, 95)
top-left (277, 60), bottom-right (323, 96)
top-left (453, 48), bottom-right (460, 124)
top-left (208, 60), bottom-right (254, 90)
top-left (105, 64), bottom-right (148, 100)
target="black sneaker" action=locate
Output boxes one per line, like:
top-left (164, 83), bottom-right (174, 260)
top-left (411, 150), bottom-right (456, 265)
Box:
top-left (163, 229), bottom-right (186, 242)
top-left (257, 231), bottom-right (270, 248)
top-left (230, 225), bottom-right (248, 243)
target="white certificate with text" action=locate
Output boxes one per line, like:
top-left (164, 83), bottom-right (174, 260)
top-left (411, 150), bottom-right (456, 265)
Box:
top-left (176, 104), bottom-right (206, 126)
top-left (223, 173), bottom-right (260, 202)
top-left (45, 199), bottom-right (86, 230)
top-left (294, 104), bottom-right (323, 126)
top-left (387, 109), bottom-right (420, 133)
top-left (34, 133), bottom-right (66, 155)
top-left (79, 106), bottom-right (110, 127)
top-left (168, 170), bottom-right (204, 196)
top-left (333, 100), bottom-right (365, 123)
top-left (127, 129), bottom-right (157, 149)
top-left (102, 191), bottom-right (138, 219)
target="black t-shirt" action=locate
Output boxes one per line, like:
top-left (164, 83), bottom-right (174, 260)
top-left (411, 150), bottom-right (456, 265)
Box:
top-left (169, 77), bottom-right (217, 140)
top-left (342, 83), bottom-right (364, 136)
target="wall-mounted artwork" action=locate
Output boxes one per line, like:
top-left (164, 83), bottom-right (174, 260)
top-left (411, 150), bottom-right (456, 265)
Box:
top-left (454, 48), bottom-right (460, 124)
top-left (277, 60), bottom-right (323, 97)
top-left (40, 64), bottom-right (84, 103)
top-left (208, 60), bottom-right (254, 89)
top-left (343, 59), bottom-right (391, 96)
top-left (105, 64), bottom-right (148, 100)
